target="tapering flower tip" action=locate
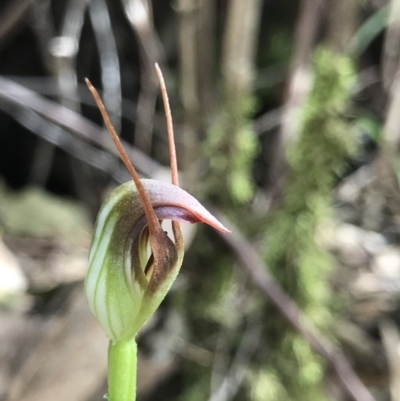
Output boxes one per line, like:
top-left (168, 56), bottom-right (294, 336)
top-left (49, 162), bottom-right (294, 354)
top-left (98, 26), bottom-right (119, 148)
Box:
top-left (139, 180), bottom-right (230, 233)
top-left (85, 179), bottom-right (230, 341)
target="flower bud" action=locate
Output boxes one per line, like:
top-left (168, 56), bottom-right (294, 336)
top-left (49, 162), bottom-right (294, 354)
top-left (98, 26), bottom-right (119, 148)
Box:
top-left (85, 179), bottom-right (229, 341)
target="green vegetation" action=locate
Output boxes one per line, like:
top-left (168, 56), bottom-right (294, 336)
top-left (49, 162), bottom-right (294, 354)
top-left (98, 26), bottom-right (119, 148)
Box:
top-left (257, 48), bottom-right (357, 401)
top-left (205, 96), bottom-right (258, 205)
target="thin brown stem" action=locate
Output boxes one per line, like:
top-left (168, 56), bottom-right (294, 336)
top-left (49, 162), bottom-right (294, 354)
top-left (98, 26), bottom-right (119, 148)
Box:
top-left (85, 78), bottom-right (161, 237)
top-left (155, 63), bottom-right (179, 187)
top-left (212, 211), bottom-right (376, 401)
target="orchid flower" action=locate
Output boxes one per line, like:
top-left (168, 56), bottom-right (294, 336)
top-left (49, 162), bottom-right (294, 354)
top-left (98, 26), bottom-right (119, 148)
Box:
top-left (84, 65), bottom-right (229, 401)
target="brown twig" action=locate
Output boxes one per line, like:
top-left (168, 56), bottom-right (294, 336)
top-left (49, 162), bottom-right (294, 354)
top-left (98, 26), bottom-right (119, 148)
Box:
top-left (155, 63), bottom-right (179, 187)
top-left (212, 213), bottom-right (376, 401)
top-left (85, 78), bottom-right (162, 239)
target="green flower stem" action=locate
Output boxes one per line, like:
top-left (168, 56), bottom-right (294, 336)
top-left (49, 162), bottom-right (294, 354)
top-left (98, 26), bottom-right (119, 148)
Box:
top-left (108, 337), bottom-right (137, 401)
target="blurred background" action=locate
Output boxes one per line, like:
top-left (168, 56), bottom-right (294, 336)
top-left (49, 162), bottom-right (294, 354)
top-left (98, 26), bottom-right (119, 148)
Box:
top-left (0, 0), bottom-right (399, 400)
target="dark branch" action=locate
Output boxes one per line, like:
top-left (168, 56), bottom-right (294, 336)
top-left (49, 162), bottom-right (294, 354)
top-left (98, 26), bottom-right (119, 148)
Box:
top-left (212, 211), bottom-right (376, 401)
top-left (0, 76), bottom-right (161, 177)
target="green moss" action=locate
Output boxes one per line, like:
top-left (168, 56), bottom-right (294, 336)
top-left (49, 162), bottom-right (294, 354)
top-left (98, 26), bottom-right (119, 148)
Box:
top-left (204, 97), bottom-right (258, 205)
top-left (177, 47), bottom-right (356, 401)
top-left (261, 48), bottom-right (357, 400)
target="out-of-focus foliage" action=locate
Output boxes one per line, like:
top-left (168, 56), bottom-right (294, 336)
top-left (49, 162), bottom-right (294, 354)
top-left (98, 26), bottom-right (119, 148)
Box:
top-left (259, 49), bottom-right (357, 401)
top-left (0, 179), bottom-right (91, 247)
top-left (350, 5), bottom-right (388, 55)
top-left (1, 1), bottom-right (399, 400)
top-left (205, 96), bottom-right (258, 205)
top-left (355, 114), bottom-right (382, 144)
